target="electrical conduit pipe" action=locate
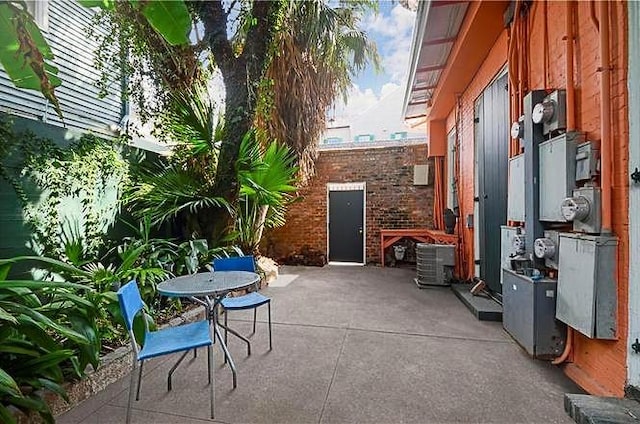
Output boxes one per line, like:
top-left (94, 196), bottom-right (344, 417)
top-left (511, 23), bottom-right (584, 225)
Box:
top-left (554, 1), bottom-right (577, 365)
top-left (565, 1), bottom-right (575, 131)
top-left (599, 0), bottom-right (612, 234)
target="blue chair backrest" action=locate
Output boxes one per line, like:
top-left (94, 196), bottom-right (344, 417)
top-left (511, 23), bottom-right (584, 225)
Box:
top-left (213, 255), bottom-right (255, 272)
top-left (117, 280), bottom-right (145, 331)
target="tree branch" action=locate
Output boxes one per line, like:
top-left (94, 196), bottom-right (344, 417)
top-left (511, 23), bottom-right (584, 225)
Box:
top-left (195, 0), bottom-right (234, 73)
top-left (242, 0), bottom-right (280, 73)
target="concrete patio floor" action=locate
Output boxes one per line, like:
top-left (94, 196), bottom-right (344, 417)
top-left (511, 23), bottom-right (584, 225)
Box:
top-left (58, 265), bottom-right (581, 423)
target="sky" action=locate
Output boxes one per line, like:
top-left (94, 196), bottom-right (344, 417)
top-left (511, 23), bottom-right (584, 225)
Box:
top-left (330, 2), bottom-right (417, 124)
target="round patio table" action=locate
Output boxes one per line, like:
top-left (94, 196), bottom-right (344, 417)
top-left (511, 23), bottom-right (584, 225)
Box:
top-left (158, 270), bottom-right (260, 390)
top-left (158, 270), bottom-right (259, 298)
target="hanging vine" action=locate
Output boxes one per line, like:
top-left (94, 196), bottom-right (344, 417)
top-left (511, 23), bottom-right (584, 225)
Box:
top-left (0, 115), bottom-right (131, 258)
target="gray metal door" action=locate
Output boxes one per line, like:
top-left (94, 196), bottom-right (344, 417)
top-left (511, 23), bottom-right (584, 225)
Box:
top-left (328, 190), bottom-right (364, 262)
top-left (475, 73), bottom-right (509, 294)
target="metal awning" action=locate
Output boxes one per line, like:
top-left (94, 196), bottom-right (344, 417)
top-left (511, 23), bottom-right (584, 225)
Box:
top-left (403, 0), bottom-right (469, 124)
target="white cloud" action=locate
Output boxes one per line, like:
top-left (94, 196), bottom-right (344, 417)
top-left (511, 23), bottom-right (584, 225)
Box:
top-left (364, 4), bottom-right (416, 84)
top-left (331, 84), bottom-right (379, 123)
top-left (380, 82), bottom-right (401, 98)
top-left (330, 4), bottom-right (416, 127)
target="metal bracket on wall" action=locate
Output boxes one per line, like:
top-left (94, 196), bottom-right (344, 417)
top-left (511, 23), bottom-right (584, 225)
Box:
top-left (632, 167), bottom-right (640, 184)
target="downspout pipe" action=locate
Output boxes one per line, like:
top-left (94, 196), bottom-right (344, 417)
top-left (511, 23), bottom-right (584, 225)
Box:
top-left (599, 0), bottom-right (612, 234)
top-left (566, 1), bottom-right (575, 131)
top-left (552, 327), bottom-right (574, 365)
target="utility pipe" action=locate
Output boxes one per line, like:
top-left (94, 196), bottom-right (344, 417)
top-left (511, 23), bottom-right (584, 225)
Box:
top-left (552, 327), bottom-right (574, 365)
top-left (590, 0), bottom-right (599, 31)
top-left (599, 0), bottom-right (612, 234)
top-left (508, 0), bottom-right (522, 157)
top-left (565, 1), bottom-right (575, 130)
top-left (552, 2), bottom-right (578, 367)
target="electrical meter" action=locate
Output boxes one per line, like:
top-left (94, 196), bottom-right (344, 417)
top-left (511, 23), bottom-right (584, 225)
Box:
top-left (534, 237), bottom-right (556, 259)
top-left (560, 196), bottom-right (591, 222)
top-left (532, 100), bottom-right (554, 124)
top-left (512, 234), bottom-right (526, 255)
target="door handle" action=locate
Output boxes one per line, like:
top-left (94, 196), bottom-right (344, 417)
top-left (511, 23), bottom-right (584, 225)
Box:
top-left (358, 227), bottom-right (363, 235)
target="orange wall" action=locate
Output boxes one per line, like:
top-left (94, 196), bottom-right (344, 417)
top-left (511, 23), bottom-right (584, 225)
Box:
top-left (437, 0), bottom-right (629, 396)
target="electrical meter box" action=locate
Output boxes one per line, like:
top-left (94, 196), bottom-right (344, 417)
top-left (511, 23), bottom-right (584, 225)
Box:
top-left (501, 226), bottom-right (523, 286)
top-left (575, 142), bottom-right (599, 181)
top-left (502, 268), bottom-right (566, 358)
top-left (556, 233), bottom-right (618, 339)
top-left (507, 154), bottom-right (525, 222)
top-left (539, 132), bottom-right (584, 222)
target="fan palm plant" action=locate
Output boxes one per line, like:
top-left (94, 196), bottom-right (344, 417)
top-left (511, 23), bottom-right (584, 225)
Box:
top-left (235, 130), bottom-right (299, 255)
top-left (126, 82), bottom-right (232, 239)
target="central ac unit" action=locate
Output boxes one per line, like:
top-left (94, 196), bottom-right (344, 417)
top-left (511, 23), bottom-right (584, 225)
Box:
top-left (415, 243), bottom-right (455, 287)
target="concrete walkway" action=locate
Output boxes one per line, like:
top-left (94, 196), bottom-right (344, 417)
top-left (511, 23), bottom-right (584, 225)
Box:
top-left (58, 266), bottom-right (581, 423)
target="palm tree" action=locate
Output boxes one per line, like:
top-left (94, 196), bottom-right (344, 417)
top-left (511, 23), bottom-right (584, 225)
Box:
top-left (256, 0), bottom-right (380, 183)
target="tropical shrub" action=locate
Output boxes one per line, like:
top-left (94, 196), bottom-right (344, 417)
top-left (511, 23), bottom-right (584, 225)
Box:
top-left (0, 275), bottom-right (100, 424)
top-left (235, 131), bottom-right (299, 255)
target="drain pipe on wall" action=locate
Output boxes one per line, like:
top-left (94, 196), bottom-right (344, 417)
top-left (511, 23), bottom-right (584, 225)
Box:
top-left (554, 1), bottom-right (577, 365)
top-left (565, 1), bottom-right (576, 131)
top-left (599, 0), bottom-right (613, 234)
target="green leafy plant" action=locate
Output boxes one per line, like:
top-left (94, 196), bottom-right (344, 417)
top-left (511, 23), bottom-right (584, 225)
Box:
top-left (0, 275), bottom-right (100, 423)
top-left (0, 1), bottom-right (62, 120)
top-left (0, 117), bottom-right (131, 259)
top-left (0, 0), bottom-right (192, 117)
top-left (235, 130), bottom-right (299, 255)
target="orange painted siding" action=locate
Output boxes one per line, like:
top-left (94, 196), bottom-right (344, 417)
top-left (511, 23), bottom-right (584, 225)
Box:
top-left (434, 0), bottom-right (629, 396)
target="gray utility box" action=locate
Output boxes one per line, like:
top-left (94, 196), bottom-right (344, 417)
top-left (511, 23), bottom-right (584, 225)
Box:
top-left (556, 233), bottom-right (618, 339)
top-left (507, 154), bottom-right (525, 222)
top-left (575, 142), bottom-right (600, 181)
top-left (539, 132), bottom-right (584, 222)
top-left (502, 268), bottom-right (566, 358)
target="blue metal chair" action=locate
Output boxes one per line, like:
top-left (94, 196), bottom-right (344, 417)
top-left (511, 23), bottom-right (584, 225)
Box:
top-left (117, 281), bottom-right (214, 423)
top-left (213, 256), bottom-right (273, 352)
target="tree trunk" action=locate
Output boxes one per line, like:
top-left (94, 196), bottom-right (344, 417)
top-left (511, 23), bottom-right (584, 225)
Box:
top-left (195, 0), bottom-right (283, 245)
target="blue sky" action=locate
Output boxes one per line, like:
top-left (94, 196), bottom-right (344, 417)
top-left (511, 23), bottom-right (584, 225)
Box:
top-left (332, 2), bottom-right (416, 122)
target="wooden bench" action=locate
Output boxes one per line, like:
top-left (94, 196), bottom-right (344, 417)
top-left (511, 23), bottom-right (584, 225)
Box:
top-left (380, 228), bottom-right (458, 267)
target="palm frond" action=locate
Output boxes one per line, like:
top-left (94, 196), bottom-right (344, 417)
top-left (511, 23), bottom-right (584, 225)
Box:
top-left (126, 163), bottom-right (231, 227)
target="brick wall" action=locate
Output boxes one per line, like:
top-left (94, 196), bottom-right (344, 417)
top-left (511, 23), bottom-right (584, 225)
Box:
top-left (264, 144), bottom-right (432, 264)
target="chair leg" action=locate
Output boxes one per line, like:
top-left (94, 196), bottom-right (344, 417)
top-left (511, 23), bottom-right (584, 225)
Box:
top-left (207, 345), bottom-right (211, 384)
top-left (224, 311), bottom-right (228, 364)
top-left (167, 350), bottom-right (189, 392)
top-left (126, 358), bottom-right (138, 424)
top-left (252, 308), bottom-right (257, 334)
top-left (208, 344), bottom-right (215, 419)
top-left (135, 360), bottom-right (144, 401)
top-left (268, 302), bottom-right (272, 350)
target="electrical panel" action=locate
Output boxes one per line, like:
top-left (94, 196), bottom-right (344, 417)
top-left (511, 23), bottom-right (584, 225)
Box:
top-left (507, 154), bottom-right (525, 222)
top-left (556, 233), bottom-right (618, 339)
top-left (575, 142), bottom-right (600, 181)
top-left (539, 132), bottom-right (584, 222)
top-left (560, 186), bottom-right (602, 233)
top-left (413, 164), bottom-right (430, 185)
top-left (532, 90), bottom-right (567, 135)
